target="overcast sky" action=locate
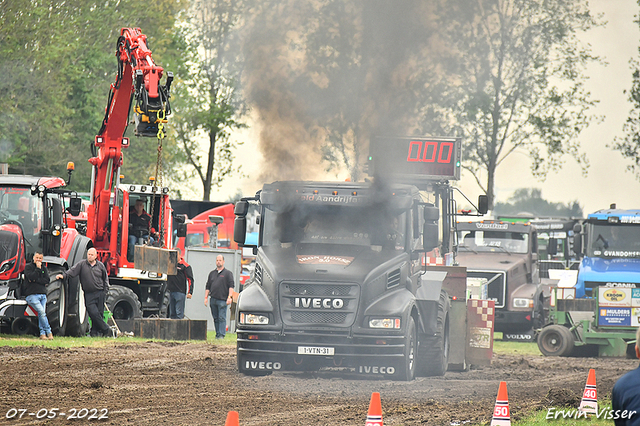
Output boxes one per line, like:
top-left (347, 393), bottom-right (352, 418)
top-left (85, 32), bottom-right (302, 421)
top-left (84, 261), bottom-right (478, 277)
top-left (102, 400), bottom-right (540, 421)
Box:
top-left (204, 0), bottom-right (640, 214)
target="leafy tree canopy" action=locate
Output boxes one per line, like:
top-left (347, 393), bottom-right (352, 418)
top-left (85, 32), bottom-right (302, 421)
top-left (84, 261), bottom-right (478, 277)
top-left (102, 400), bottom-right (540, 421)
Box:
top-left (0, 0), bottom-right (186, 192)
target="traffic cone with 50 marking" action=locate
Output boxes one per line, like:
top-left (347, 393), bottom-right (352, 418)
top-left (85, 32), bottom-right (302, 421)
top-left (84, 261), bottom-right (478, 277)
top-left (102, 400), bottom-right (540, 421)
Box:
top-left (490, 381), bottom-right (510, 426)
top-left (365, 392), bottom-right (383, 426)
top-left (225, 411), bottom-right (239, 426)
top-left (579, 369), bottom-right (597, 415)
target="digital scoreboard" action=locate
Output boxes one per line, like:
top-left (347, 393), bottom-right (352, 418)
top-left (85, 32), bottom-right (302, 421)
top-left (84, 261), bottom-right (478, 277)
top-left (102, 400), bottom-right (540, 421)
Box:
top-left (368, 136), bottom-right (462, 182)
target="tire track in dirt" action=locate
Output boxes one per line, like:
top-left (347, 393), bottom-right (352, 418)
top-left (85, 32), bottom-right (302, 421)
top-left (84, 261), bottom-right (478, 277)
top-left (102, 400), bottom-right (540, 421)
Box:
top-left (1, 342), bottom-right (637, 425)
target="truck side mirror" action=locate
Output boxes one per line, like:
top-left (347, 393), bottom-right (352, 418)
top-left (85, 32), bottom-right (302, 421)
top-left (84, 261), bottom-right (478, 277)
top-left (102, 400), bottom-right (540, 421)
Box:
top-left (572, 223), bottom-right (583, 255)
top-left (67, 197), bottom-right (82, 217)
top-left (477, 195), bottom-right (489, 215)
top-left (412, 205), bottom-right (421, 238)
top-left (423, 205), bottom-right (440, 252)
top-left (547, 238), bottom-right (558, 256)
top-left (235, 200), bottom-right (249, 216)
top-left (234, 217), bottom-right (247, 245)
top-left (174, 214), bottom-right (187, 238)
top-left (423, 223), bottom-right (439, 252)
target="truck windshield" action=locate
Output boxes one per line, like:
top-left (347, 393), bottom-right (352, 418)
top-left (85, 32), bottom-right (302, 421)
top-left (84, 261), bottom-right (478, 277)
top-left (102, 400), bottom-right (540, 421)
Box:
top-left (458, 230), bottom-right (529, 254)
top-left (262, 205), bottom-right (406, 250)
top-left (586, 224), bottom-right (640, 258)
top-left (0, 186), bottom-right (43, 253)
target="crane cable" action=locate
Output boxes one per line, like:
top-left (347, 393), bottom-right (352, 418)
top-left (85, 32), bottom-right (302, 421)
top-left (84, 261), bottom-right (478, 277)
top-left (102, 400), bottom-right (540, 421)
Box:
top-left (148, 109), bottom-right (166, 247)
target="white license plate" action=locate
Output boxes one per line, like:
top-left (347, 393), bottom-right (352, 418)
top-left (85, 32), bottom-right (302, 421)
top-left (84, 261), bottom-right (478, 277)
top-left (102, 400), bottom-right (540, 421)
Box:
top-left (297, 346), bottom-right (335, 356)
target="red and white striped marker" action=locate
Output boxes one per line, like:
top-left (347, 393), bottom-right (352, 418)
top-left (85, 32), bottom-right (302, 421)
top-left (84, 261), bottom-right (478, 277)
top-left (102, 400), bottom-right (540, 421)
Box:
top-left (365, 392), bottom-right (383, 426)
top-left (490, 381), bottom-right (510, 426)
top-left (579, 369), bottom-right (597, 415)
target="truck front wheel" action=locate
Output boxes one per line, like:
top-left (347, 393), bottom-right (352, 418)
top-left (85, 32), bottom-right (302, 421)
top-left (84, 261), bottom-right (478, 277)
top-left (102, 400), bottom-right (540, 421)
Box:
top-left (398, 316), bottom-right (417, 381)
top-left (419, 291), bottom-right (450, 376)
top-left (537, 325), bottom-right (574, 357)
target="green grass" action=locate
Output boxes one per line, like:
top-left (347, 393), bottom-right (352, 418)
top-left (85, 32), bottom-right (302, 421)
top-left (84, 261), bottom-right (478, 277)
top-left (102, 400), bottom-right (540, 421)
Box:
top-left (516, 400), bottom-right (617, 425)
top-left (492, 331), bottom-right (543, 356)
top-left (0, 331), bottom-right (237, 348)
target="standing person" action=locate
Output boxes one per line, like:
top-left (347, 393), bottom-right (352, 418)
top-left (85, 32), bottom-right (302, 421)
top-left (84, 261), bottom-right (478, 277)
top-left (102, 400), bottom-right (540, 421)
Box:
top-left (167, 248), bottom-right (194, 319)
top-left (204, 255), bottom-right (234, 339)
top-left (24, 252), bottom-right (53, 340)
top-left (612, 326), bottom-right (640, 426)
top-left (56, 248), bottom-right (112, 337)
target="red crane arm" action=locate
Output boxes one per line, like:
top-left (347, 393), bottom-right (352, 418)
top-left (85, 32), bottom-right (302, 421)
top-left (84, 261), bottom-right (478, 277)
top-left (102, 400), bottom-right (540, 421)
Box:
top-left (86, 27), bottom-right (172, 247)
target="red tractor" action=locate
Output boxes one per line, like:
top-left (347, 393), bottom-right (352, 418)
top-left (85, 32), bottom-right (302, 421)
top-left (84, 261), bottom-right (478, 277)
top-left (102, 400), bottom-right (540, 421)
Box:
top-left (0, 28), bottom-right (178, 335)
top-left (0, 174), bottom-right (92, 336)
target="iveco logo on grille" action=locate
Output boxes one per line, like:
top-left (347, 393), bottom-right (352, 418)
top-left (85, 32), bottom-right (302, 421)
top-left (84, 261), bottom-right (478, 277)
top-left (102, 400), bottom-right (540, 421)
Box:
top-left (294, 297), bottom-right (344, 309)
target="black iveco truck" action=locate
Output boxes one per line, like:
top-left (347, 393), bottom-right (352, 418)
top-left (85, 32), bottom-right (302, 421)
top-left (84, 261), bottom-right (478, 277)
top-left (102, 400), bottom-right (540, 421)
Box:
top-left (233, 137), bottom-right (487, 381)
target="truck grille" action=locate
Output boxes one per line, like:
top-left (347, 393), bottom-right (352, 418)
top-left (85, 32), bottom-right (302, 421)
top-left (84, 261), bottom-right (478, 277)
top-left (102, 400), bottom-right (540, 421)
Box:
top-left (280, 282), bottom-right (359, 327)
top-left (467, 270), bottom-right (506, 308)
top-left (538, 260), bottom-right (566, 279)
top-left (291, 312), bottom-right (348, 324)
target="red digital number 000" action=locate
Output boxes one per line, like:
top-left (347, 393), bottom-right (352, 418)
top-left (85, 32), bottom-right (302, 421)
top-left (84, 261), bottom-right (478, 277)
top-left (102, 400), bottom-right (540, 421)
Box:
top-left (407, 140), bottom-right (453, 164)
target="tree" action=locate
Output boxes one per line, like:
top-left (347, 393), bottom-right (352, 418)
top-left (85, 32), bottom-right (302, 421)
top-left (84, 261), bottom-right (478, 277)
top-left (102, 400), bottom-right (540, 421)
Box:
top-left (0, 0), bottom-right (186, 191)
top-left (172, 0), bottom-right (247, 201)
top-left (614, 2), bottom-right (640, 175)
top-left (420, 0), bottom-right (601, 208)
top-left (240, 0), bottom-right (438, 182)
top-left (493, 188), bottom-right (582, 218)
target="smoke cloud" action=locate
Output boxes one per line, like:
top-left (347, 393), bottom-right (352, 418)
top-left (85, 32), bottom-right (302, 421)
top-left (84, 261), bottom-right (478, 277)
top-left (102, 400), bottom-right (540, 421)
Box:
top-left (240, 0), bottom-right (439, 183)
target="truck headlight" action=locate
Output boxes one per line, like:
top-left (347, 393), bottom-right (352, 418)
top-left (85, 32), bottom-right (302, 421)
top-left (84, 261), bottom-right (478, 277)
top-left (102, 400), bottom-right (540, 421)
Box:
top-left (513, 298), bottom-right (533, 308)
top-left (240, 313), bottom-right (269, 325)
top-left (368, 318), bottom-right (401, 329)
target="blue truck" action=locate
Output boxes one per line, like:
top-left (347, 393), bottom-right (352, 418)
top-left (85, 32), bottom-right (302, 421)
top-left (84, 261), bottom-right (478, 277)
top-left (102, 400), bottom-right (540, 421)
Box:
top-left (573, 207), bottom-right (640, 298)
top-left (536, 206), bottom-right (640, 357)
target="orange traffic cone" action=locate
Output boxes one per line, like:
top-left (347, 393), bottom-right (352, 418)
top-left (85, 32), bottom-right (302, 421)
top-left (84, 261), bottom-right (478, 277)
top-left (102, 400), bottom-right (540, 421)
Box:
top-left (365, 392), bottom-right (383, 426)
top-left (579, 369), bottom-right (597, 415)
top-left (225, 411), bottom-right (239, 426)
top-left (490, 381), bottom-right (511, 426)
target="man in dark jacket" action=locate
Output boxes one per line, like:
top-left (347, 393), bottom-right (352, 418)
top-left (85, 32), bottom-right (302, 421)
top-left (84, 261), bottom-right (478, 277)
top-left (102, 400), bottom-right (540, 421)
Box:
top-left (204, 254), bottom-right (234, 339)
top-left (57, 247), bottom-right (112, 337)
top-left (24, 251), bottom-right (53, 340)
top-left (612, 326), bottom-right (640, 425)
top-left (128, 198), bottom-right (153, 261)
top-left (167, 248), bottom-right (194, 319)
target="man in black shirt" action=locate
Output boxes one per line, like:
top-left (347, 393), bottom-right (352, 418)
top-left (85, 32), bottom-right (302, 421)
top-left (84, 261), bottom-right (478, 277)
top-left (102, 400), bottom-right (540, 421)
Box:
top-left (128, 198), bottom-right (153, 261)
top-left (204, 254), bottom-right (234, 339)
top-left (24, 252), bottom-right (53, 340)
top-left (167, 248), bottom-right (194, 319)
top-left (57, 247), bottom-right (112, 337)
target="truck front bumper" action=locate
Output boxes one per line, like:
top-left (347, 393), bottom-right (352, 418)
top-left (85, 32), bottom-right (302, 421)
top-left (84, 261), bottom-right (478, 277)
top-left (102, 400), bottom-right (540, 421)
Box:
top-left (237, 328), bottom-right (408, 377)
top-left (493, 309), bottom-right (533, 333)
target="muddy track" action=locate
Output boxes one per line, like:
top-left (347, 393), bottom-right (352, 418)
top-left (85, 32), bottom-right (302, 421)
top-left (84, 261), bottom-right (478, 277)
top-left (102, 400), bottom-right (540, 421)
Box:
top-left (0, 342), bottom-right (636, 425)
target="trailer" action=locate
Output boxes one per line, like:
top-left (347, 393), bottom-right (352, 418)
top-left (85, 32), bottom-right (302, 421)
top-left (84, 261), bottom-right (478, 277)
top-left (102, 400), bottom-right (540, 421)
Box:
top-left (537, 286), bottom-right (637, 357)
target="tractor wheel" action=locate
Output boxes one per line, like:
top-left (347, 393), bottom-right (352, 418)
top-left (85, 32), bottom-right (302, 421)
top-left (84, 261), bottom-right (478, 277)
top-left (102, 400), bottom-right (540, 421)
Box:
top-left (65, 276), bottom-right (89, 336)
top-left (397, 316), bottom-right (417, 381)
top-left (106, 285), bottom-right (142, 320)
top-left (537, 325), bottom-right (575, 357)
top-left (46, 269), bottom-right (67, 336)
top-left (160, 289), bottom-right (170, 318)
top-left (11, 317), bottom-right (35, 335)
top-left (418, 291), bottom-right (450, 376)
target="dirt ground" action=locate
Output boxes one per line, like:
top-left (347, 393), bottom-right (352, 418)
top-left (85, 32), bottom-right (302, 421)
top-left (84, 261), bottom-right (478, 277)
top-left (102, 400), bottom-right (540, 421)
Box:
top-left (0, 341), bottom-right (637, 425)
